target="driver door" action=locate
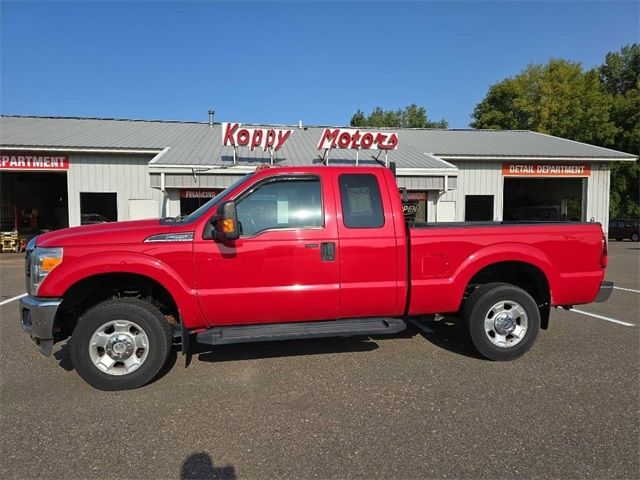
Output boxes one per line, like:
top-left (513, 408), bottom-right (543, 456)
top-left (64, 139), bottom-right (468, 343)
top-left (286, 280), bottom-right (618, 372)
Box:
top-left (193, 173), bottom-right (340, 326)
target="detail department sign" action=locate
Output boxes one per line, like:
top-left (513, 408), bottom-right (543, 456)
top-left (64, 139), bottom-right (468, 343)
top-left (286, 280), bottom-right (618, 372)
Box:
top-left (502, 163), bottom-right (591, 177)
top-left (1, 152), bottom-right (69, 170)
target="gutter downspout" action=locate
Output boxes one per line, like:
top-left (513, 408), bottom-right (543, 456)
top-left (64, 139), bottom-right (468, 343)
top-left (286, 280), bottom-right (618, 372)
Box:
top-left (147, 147), bottom-right (171, 217)
top-left (434, 174), bottom-right (451, 223)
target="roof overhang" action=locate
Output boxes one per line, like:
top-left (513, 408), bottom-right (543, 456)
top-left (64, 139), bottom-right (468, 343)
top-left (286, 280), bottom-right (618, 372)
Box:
top-left (439, 155), bottom-right (637, 162)
top-left (147, 165), bottom-right (255, 175)
top-left (0, 145), bottom-right (163, 155)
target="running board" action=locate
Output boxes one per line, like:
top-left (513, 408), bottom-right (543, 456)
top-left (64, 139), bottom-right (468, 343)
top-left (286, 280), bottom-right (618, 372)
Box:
top-left (196, 317), bottom-right (407, 346)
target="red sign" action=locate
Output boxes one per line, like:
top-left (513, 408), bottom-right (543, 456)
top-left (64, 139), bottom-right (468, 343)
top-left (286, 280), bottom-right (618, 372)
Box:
top-left (222, 123), bottom-right (293, 151)
top-left (180, 189), bottom-right (221, 199)
top-left (0, 152), bottom-right (69, 170)
top-left (503, 163), bottom-right (591, 177)
top-left (317, 128), bottom-right (399, 150)
top-left (407, 192), bottom-right (427, 201)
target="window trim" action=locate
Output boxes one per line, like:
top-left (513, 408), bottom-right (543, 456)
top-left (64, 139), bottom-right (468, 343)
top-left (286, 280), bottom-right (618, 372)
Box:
top-left (338, 173), bottom-right (386, 229)
top-left (233, 174), bottom-right (325, 238)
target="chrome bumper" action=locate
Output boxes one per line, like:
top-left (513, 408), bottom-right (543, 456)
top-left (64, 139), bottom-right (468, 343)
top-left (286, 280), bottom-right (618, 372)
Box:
top-left (19, 296), bottom-right (62, 357)
top-left (595, 281), bottom-right (614, 303)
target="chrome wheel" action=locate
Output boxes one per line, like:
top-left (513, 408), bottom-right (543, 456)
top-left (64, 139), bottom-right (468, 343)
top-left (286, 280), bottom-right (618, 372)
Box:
top-left (484, 300), bottom-right (528, 348)
top-left (88, 320), bottom-right (150, 376)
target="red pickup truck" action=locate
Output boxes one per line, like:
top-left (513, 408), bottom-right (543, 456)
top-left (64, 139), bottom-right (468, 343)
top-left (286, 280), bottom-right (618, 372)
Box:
top-left (20, 166), bottom-right (612, 390)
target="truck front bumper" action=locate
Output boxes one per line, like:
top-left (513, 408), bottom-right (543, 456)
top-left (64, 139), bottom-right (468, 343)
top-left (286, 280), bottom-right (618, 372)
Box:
top-left (19, 295), bottom-right (62, 357)
top-left (594, 281), bottom-right (614, 303)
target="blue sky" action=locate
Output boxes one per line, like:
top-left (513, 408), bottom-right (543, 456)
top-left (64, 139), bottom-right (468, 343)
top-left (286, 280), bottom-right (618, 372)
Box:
top-left (1, 1), bottom-right (638, 128)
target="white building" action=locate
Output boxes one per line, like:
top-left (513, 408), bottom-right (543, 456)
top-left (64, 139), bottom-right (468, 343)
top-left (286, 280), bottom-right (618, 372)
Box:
top-left (0, 115), bottom-right (636, 234)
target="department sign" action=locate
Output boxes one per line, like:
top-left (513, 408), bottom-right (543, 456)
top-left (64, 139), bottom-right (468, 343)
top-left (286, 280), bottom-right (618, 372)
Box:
top-left (0, 152), bottom-right (69, 170)
top-left (502, 163), bottom-right (591, 177)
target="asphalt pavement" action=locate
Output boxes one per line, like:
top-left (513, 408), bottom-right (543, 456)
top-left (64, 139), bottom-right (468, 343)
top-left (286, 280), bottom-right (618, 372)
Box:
top-left (0, 241), bottom-right (638, 479)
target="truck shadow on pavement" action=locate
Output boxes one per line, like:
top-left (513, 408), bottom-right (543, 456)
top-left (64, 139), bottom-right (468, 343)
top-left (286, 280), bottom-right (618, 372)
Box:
top-left (180, 452), bottom-right (237, 480)
top-left (52, 319), bottom-right (480, 374)
top-left (405, 317), bottom-right (483, 359)
top-left (53, 341), bottom-right (179, 384)
top-left (193, 317), bottom-right (482, 363)
top-left (193, 336), bottom-right (380, 363)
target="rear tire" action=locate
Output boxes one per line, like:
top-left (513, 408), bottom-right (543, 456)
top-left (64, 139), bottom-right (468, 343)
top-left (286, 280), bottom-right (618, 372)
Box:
top-left (631, 232), bottom-right (639, 242)
top-left (462, 283), bottom-right (540, 361)
top-left (69, 298), bottom-right (173, 390)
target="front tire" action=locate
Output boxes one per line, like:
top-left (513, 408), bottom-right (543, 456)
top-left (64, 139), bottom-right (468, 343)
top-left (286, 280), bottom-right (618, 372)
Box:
top-left (631, 232), bottom-right (639, 242)
top-left (462, 283), bottom-right (540, 361)
top-left (69, 298), bottom-right (173, 390)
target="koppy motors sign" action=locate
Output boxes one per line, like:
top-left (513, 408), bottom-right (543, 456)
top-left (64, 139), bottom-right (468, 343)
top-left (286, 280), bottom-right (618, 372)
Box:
top-left (222, 122), bottom-right (293, 151)
top-left (317, 128), bottom-right (399, 150)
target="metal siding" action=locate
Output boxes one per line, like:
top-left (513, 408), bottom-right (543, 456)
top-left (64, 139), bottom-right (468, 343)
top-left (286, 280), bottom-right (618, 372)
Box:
top-left (158, 173), bottom-right (246, 189)
top-left (66, 153), bottom-right (162, 226)
top-left (165, 189), bottom-right (180, 218)
top-left (442, 161), bottom-right (503, 221)
top-left (150, 173), bottom-right (161, 188)
top-left (587, 166), bottom-right (610, 231)
top-left (396, 176), bottom-right (445, 190)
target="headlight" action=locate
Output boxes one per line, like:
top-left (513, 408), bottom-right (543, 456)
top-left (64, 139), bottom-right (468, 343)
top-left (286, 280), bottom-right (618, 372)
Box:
top-left (31, 247), bottom-right (63, 295)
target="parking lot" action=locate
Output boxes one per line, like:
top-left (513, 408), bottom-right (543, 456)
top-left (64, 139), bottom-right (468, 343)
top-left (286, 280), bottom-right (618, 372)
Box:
top-left (0, 242), bottom-right (638, 479)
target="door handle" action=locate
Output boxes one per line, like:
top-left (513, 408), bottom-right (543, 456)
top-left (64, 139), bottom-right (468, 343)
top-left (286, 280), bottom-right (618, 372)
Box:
top-left (321, 242), bottom-right (336, 262)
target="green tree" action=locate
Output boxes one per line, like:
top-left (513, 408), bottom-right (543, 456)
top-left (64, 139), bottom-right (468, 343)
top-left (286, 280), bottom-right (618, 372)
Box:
top-left (350, 103), bottom-right (448, 129)
top-left (599, 44), bottom-right (640, 218)
top-left (471, 59), bottom-right (618, 146)
top-left (471, 55), bottom-right (639, 218)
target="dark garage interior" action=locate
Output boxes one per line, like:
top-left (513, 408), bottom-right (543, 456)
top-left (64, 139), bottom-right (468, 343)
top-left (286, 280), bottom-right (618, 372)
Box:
top-left (0, 171), bottom-right (69, 233)
top-left (503, 177), bottom-right (585, 222)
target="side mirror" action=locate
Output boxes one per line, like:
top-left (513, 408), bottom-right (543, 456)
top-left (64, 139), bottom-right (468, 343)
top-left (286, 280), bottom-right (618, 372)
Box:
top-left (212, 201), bottom-right (240, 241)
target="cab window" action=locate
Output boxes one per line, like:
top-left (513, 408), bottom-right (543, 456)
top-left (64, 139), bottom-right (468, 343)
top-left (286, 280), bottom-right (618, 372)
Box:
top-left (338, 173), bottom-right (384, 228)
top-left (236, 177), bottom-right (322, 236)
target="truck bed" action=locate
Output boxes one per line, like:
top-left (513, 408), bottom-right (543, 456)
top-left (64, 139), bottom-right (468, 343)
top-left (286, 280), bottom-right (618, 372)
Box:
top-left (407, 221), bottom-right (606, 315)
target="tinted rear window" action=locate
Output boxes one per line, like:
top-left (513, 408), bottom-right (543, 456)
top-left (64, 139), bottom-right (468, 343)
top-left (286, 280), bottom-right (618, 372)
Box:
top-left (338, 174), bottom-right (384, 228)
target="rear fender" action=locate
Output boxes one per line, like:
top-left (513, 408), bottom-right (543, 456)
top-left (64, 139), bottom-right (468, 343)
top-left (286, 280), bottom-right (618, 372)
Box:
top-left (449, 243), bottom-right (559, 312)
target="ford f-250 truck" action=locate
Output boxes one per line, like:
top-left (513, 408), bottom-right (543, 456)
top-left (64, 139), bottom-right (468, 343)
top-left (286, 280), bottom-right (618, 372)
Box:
top-left (19, 166), bottom-right (613, 390)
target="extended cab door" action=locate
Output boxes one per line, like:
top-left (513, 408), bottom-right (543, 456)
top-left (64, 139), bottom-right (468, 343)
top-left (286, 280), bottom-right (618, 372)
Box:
top-left (333, 170), bottom-right (402, 318)
top-left (193, 172), bottom-right (340, 326)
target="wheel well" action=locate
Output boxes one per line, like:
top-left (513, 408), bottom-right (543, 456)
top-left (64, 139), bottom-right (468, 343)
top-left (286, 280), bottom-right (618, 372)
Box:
top-left (467, 261), bottom-right (551, 329)
top-left (54, 273), bottom-right (179, 341)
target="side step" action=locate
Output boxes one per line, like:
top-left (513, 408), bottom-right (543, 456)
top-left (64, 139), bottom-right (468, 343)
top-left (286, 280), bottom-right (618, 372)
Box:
top-left (196, 317), bottom-right (407, 346)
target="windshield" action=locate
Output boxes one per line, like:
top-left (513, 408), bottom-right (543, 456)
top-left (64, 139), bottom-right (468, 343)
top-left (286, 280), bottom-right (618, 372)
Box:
top-left (182, 173), bottom-right (253, 222)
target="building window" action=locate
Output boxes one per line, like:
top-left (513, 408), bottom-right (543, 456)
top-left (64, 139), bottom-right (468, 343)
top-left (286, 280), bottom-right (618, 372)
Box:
top-left (339, 174), bottom-right (384, 228)
top-left (465, 195), bottom-right (494, 221)
top-left (236, 177), bottom-right (322, 237)
top-left (407, 191), bottom-right (427, 222)
top-left (80, 192), bottom-right (117, 225)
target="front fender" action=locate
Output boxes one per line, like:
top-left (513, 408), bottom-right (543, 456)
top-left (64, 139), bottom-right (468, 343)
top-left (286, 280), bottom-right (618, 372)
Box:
top-left (37, 251), bottom-right (204, 328)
